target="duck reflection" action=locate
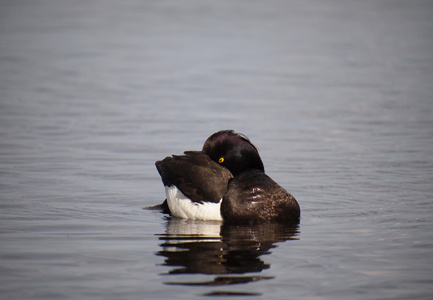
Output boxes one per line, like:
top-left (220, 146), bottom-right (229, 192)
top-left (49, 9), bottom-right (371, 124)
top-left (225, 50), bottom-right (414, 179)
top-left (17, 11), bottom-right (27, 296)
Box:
top-left (156, 218), bottom-right (299, 288)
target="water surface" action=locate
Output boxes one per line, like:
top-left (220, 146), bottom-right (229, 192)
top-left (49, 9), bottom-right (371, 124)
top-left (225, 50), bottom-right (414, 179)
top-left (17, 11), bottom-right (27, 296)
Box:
top-left (1, 1), bottom-right (433, 299)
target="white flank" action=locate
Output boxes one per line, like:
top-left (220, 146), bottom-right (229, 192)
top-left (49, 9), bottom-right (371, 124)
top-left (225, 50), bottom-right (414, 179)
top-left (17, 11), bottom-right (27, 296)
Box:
top-left (165, 186), bottom-right (223, 221)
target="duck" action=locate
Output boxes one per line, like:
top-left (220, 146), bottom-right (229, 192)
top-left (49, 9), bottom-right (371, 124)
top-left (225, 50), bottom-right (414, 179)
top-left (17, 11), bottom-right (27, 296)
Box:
top-left (155, 130), bottom-right (300, 224)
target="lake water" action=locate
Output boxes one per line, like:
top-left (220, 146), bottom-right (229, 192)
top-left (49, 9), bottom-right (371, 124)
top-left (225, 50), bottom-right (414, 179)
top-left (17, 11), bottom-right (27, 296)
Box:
top-left (1, 1), bottom-right (433, 299)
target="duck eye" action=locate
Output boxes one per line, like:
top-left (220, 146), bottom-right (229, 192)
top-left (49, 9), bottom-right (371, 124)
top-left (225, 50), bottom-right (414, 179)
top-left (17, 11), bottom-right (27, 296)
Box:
top-left (218, 157), bottom-right (224, 164)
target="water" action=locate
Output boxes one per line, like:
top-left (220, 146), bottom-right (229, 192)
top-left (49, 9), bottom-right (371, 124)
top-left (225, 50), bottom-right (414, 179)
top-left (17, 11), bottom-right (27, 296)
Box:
top-left (1, 0), bottom-right (433, 299)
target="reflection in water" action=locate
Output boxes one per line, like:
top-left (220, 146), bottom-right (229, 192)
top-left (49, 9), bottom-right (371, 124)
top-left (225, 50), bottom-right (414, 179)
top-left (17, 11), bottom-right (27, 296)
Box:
top-left (156, 218), bottom-right (299, 295)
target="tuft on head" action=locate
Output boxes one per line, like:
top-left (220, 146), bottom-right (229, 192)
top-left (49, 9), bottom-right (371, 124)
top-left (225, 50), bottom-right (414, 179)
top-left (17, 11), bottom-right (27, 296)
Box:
top-left (202, 130), bottom-right (264, 176)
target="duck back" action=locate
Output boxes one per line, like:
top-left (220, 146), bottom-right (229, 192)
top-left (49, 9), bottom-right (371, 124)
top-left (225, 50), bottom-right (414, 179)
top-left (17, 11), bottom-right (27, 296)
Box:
top-left (155, 151), bottom-right (233, 204)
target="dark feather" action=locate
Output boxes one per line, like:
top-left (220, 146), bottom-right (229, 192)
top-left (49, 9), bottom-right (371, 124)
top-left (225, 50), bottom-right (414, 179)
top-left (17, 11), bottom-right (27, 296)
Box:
top-left (155, 151), bottom-right (233, 204)
top-left (221, 170), bottom-right (300, 224)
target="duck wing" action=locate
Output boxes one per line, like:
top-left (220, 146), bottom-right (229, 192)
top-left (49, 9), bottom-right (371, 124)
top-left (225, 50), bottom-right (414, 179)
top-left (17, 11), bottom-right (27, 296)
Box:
top-left (155, 151), bottom-right (233, 204)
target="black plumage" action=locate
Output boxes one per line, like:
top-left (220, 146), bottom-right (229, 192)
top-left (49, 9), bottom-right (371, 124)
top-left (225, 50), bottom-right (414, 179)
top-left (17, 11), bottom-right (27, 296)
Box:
top-left (155, 130), bottom-right (300, 223)
top-left (155, 151), bottom-right (233, 204)
top-left (221, 170), bottom-right (300, 224)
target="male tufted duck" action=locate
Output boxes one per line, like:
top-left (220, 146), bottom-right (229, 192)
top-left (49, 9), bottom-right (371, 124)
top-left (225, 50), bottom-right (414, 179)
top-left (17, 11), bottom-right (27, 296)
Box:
top-left (155, 130), bottom-right (300, 224)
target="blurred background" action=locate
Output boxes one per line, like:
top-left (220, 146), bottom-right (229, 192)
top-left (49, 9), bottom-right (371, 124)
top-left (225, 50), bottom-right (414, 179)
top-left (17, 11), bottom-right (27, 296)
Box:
top-left (1, 1), bottom-right (432, 299)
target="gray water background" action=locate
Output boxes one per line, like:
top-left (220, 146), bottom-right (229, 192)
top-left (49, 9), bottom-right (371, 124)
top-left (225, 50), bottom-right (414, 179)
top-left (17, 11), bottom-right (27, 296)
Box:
top-left (1, 1), bottom-right (433, 299)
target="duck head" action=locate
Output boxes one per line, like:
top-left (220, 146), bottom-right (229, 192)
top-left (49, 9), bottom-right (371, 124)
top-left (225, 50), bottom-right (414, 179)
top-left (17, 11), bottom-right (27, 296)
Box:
top-left (202, 130), bottom-right (264, 176)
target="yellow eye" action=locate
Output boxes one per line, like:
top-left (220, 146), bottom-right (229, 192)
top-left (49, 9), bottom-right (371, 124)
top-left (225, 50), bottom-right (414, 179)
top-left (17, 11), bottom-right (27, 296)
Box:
top-left (218, 157), bottom-right (224, 164)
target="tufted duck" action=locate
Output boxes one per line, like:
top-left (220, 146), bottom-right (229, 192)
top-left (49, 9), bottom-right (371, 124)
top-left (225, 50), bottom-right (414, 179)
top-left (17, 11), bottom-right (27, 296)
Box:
top-left (155, 130), bottom-right (300, 224)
